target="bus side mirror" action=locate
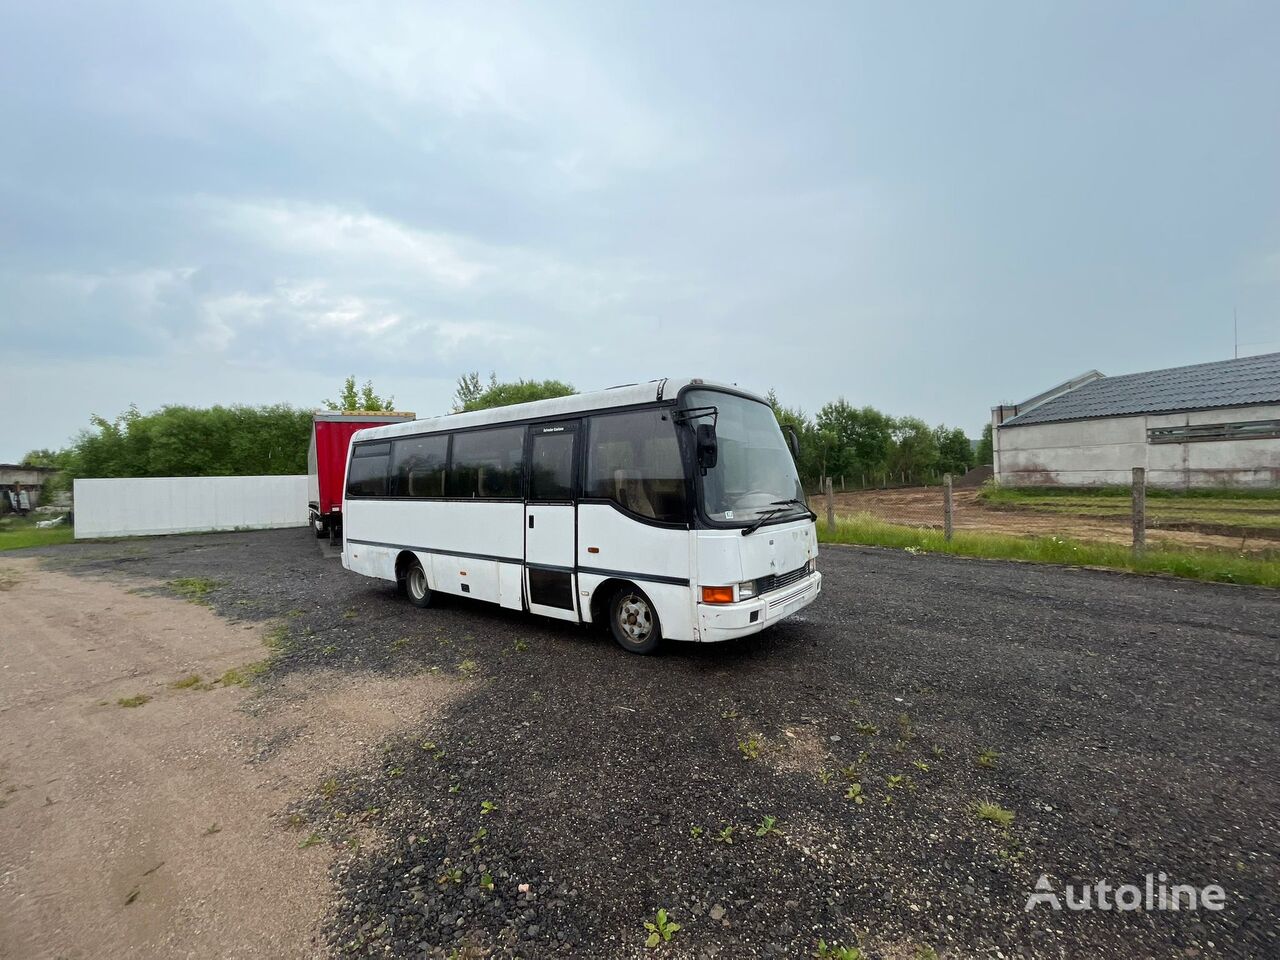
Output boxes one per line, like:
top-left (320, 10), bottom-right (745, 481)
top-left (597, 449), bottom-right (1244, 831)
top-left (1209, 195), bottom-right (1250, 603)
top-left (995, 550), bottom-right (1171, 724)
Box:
top-left (783, 424), bottom-right (800, 459)
top-left (696, 423), bottom-right (718, 470)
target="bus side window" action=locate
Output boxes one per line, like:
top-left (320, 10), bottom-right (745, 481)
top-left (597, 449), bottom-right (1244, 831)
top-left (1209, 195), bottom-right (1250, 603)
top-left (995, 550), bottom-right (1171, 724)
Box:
top-left (390, 434), bottom-right (448, 497)
top-left (447, 427), bottom-right (524, 499)
top-left (586, 411), bottom-right (686, 522)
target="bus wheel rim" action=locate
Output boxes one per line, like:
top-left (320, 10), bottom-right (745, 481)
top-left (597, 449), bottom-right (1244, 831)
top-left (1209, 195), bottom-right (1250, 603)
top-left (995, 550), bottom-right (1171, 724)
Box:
top-left (619, 596), bottom-right (652, 642)
top-left (409, 567), bottom-right (426, 599)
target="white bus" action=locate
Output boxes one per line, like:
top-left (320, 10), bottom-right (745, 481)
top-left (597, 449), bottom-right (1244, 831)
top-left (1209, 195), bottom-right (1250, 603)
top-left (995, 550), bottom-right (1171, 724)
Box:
top-left (341, 378), bottom-right (821, 653)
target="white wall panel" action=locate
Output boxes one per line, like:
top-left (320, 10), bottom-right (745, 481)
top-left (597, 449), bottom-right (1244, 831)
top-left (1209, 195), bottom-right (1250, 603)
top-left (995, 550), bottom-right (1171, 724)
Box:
top-left (74, 476), bottom-right (309, 539)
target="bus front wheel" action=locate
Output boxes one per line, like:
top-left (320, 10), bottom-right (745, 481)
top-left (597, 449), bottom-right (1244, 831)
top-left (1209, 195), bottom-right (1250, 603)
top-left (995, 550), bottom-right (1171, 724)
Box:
top-left (403, 559), bottom-right (433, 608)
top-left (608, 586), bottom-right (662, 655)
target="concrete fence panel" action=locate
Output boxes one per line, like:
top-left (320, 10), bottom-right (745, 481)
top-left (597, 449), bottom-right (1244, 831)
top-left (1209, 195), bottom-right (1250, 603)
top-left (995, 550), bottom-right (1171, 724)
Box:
top-left (73, 476), bottom-right (310, 539)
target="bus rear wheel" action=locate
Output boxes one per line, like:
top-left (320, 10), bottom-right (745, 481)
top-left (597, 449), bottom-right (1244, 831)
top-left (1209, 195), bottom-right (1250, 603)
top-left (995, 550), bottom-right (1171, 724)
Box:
top-left (403, 558), bottom-right (433, 608)
top-left (608, 586), bottom-right (661, 654)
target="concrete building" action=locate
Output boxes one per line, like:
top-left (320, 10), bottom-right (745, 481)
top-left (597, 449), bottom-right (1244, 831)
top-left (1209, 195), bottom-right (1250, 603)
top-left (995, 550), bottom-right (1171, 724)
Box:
top-left (0, 463), bottom-right (59, 513)
top-left (992, 352), bottom-right (1280, 488)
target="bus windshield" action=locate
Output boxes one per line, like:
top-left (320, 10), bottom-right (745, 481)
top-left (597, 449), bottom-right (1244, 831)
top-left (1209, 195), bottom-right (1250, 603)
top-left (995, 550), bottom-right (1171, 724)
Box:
top-left (684, 389), bottom-right (806, 523)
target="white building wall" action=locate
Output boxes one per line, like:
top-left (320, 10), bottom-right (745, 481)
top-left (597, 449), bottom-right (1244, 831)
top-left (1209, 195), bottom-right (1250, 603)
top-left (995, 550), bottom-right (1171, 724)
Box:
top-left (995, 404), bottom-right (1280, 488)
top-left (74, 475), bottom-right (310, 539)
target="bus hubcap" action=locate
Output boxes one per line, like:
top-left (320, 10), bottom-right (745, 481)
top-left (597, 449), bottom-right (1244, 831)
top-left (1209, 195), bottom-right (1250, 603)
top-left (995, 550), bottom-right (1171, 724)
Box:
top-left (409, 567), bottom-right (426, 598)
top-left (619, 596), bottom-right (652, 641)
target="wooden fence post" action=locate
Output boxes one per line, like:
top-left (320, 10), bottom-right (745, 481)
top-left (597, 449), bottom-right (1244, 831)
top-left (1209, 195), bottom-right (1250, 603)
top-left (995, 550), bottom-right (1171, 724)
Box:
top-left (1132, 466), bottom-right (1146, 554)
top-left (943, 473), bottom-right (954, 541)
top-left (825, 477), bottom-right (835, 535)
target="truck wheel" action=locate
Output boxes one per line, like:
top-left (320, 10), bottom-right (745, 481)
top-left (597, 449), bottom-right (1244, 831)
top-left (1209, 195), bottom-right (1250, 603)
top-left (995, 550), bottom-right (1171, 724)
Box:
top-left (404, 558), bottom-right (433, 608)
top-left (609, 586), bottom-right (662, 654)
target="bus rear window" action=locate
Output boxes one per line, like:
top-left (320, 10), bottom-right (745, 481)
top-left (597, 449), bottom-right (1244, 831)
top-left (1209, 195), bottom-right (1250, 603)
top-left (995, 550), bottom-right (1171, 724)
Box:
top-left (346, 441), bottom-right (390, 498)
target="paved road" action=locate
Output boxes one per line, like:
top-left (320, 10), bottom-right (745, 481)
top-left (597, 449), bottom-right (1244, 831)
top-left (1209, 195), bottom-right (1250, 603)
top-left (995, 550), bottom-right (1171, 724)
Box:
top-left (31, 530), bottom-right (1280, 958)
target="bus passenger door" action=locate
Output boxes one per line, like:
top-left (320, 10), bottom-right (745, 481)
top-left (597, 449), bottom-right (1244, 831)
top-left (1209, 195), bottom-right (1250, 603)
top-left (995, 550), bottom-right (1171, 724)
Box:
top-left (524, 421), bottom-right (579, 621)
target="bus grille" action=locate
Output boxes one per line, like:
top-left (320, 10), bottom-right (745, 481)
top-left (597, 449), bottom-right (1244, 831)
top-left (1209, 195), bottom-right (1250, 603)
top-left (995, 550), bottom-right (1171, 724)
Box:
top-left (755, 564), bottom-right (809, 596)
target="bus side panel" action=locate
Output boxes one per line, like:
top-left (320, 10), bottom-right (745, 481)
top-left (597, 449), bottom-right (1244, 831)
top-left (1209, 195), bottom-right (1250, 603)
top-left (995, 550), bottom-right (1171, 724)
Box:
top-left (343, 499), bottom-right (525, 593)
top-left (576, 504), bottom-right (694, 642)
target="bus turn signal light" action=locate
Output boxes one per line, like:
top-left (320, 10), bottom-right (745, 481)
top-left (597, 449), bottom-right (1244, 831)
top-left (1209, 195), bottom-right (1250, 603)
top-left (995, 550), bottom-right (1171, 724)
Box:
top-left (701, 585), bottom-right (734, 604)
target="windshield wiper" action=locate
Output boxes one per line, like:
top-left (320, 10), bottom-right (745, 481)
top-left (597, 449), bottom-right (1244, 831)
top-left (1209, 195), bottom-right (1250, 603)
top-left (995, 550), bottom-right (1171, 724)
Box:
top-left (741, 508), bottom-right (784, 536)
top-left (771, 498), bottom-right (817, 520)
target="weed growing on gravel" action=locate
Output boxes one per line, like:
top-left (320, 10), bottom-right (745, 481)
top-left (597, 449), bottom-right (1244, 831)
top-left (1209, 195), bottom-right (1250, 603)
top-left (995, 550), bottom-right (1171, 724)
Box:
top-left (341, 608), bottom-right (357, 619)
top-left (470, 827), bottom-right (488, 851)
top-left (389, 638), bottom-right (410, 652)
top-left (321, 778), bottom-right (340, 798)
top-left (514, 639), bottom-right (529, 652)
top-left (218, 660), bottom-right (268, 686)
top-left (117, 694), bottom-right (151, 708)
top-left (448, 781), bottom-right (461, 794)
top-left (438, 866), bottom-right (463, 885)
top-left (738, 736), bottom-right (761, 760)
top-left (387, 766), bottom-right (405, 778)
top-left (714, 825), bottom-right (737, 845)
top-left (321, 644), bottom-right (337, 656)
top-left (689, 825), bottom-right (704, 839)
top-left (755, 816), bottom-right (782, 838)
top-left (479, 872), bottom-right (494, 891)
top-left (720, 707), bottom-right (739, 719)
top-left (973, 801), bottom-right (1015, 828)
top-left (480, 800), bottom-right (499, 815)
top-left (815, 941), bottom-right (864, 960)
top-left (458, 659), bottom-right (478, 677)
top-left (845, 784), bottom-right (864, 804)
top-left (168, 577), bottom-right (223, 605)
top-left (897, 713), bottom-right (915, 740)
top-left (931, 745), bottom-right (945, 758)
top-left (643, 908), bottom-right (680, 949)
top-left (817, 769), bottom-right (834, 786)
top-left (203, 822), bottom-right (221, 836)
top-left (298, 832), bottom-right (324, 849)
top-left (854, 721), bottom-right (879, 736)
top-left (913, 947), bottom-right (940, 960)
top-left (170, 674), bottom-right (202, 689)
top-left (886, 774), bottom-right (904, 790)
top-left (976, 747), bottom-right (999, 769)
top-left (912, 760), bottom-right (930, 773)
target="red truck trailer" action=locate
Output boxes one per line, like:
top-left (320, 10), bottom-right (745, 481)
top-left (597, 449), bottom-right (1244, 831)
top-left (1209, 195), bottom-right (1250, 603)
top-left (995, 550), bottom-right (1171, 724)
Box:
top-left (307, 410), bottom-right (415, 543)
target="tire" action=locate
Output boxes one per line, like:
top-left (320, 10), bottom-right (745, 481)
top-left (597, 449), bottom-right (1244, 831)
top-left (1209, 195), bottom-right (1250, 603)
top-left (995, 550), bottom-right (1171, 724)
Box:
top-left (403, 557), bottom-right (433, 608)
top-left (608, 585), bottom-right (662, 654)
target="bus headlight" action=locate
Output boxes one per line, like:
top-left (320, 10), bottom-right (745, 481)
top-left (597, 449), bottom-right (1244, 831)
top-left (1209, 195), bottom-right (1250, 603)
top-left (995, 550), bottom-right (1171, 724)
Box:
top-left (737, 580), bottom-right (757, 600)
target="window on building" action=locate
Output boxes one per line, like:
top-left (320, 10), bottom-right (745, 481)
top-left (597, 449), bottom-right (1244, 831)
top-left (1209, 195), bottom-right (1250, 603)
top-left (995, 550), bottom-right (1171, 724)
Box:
top-left (1147, 419), bottom-right (1280, 444)
top-left (346, 441), bottom-right (391, 497)
top-left (447, 427), bottom-right (524, 498)
top-left (586, 410), bottom-right (687, 522)
top-left (390, 434), bottom-right (448, 497)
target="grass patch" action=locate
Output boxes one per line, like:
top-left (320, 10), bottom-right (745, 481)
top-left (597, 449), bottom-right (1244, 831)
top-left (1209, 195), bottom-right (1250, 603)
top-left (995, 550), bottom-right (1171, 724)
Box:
top-left (819, 513), bottom-right (1280, 588)
top-left (117, 694), bottom-right (152, 708)
top-left (973, 800), bottom-right (1015, 828)
top-left (217, 661), bottom-right (268, 686)
top-left (979, 485), bottom-right (1280, 531)
top-left (167, 577), bottom-right (223, 605)
top-left (169, 674), bottom-right (202, 690)
top-left (0, 521), bottom-right (74, 552)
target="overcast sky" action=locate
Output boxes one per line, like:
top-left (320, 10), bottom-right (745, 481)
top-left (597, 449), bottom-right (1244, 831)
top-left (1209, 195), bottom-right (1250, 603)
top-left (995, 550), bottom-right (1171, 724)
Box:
top-left (2, 1), bottom-right (1278, 460)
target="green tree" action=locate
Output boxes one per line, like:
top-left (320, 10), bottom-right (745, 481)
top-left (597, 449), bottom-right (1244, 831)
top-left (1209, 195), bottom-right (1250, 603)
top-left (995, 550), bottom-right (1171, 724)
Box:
top-left (975, 422), bottom-right (994, 465)
top-left (66, 405), bottom-right (312, 478)
top-left (887, 416), bottom-right (940, 484)
top-left (452, 372), bottom-right (575, 413)
top-left (765, 389), bottom-right (822, 488)
top-left (324, 375), bottom-right (395, 412)
top-left (815, 400), bottom-right (895, 483)
top-left (934, 425), bottom-right (974, 476)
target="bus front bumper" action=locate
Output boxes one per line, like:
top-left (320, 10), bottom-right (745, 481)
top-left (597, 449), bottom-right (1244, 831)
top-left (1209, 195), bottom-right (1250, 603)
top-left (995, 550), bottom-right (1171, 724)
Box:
top-left (697, 572), bottom-right (822, 643)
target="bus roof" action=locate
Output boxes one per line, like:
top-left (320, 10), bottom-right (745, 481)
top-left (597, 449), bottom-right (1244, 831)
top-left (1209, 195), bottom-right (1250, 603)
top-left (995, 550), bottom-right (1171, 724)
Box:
top-left (352, 378), bottom-right (766, 442)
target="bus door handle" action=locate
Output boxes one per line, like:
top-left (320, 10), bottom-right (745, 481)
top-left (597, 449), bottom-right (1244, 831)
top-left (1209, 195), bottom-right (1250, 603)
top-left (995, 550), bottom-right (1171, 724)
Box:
top-left (528, 515), bottom-right (535, 529)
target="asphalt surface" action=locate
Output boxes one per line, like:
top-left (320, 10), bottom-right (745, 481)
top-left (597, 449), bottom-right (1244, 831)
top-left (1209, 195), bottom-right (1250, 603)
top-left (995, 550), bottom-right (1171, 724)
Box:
top-left (31, 529), bottom-right (1280, 959)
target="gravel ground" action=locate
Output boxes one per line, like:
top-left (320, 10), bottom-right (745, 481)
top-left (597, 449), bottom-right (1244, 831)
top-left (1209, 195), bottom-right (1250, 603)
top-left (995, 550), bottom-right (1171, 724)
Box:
top-left (31, 529), bottom-right (1280, 959)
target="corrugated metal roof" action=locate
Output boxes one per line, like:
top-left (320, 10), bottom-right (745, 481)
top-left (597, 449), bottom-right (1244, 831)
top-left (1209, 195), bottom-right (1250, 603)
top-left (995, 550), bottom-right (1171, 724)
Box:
top-left (1001, 352), bottom-right (1280, 427)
